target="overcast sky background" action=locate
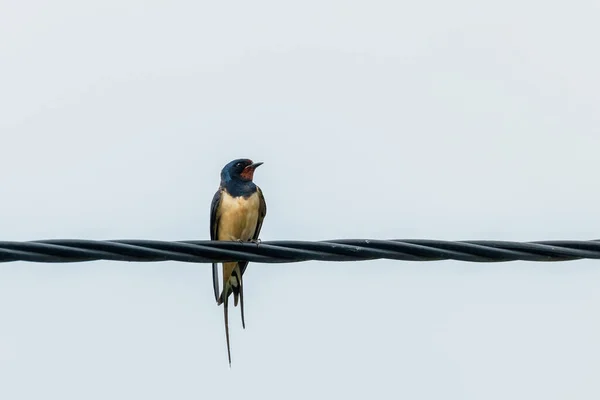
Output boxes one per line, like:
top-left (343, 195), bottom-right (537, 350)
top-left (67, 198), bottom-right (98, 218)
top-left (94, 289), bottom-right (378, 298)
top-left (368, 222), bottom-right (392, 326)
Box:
top-left (1, 1), bottom-right (600, 399)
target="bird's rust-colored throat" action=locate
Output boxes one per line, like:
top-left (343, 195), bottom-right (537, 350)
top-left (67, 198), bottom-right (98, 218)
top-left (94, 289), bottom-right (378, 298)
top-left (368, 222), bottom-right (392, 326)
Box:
top-left (240, 162), bottom-right (263, 181)
top-left (240, 167), bottom-right (255, 181)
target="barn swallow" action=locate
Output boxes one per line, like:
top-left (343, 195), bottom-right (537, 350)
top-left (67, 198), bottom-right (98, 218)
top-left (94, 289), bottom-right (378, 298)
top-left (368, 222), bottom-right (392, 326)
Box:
top-left (210, 158), bottom-right (267, 365)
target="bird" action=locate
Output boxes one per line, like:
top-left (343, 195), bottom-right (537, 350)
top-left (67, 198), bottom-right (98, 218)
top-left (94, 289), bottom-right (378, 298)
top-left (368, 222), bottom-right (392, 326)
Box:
top-left (210, 158), bottom-right (267, 365)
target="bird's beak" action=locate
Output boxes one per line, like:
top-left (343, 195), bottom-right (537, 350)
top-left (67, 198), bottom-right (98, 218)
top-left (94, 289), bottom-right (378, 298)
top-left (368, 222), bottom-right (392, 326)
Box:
top-left (248, 162), bottom-right (263, 169)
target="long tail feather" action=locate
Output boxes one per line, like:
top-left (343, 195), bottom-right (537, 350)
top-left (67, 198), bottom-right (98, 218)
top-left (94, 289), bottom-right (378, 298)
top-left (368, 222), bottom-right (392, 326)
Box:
top-left (218, 263), bottom-right (245, 364)
top-left (239, 273), bottom-right (245, 329)
top-left (230, 265), bottom-right (246, 328)
top-left (223, 292), bottom-right (231, 366)
top-left (212, 263), bottom-right (220, 303)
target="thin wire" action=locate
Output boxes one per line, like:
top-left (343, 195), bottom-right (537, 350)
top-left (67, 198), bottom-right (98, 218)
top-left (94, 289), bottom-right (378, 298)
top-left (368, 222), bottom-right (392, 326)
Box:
top-left (0, 239), bottom-right (598, 263)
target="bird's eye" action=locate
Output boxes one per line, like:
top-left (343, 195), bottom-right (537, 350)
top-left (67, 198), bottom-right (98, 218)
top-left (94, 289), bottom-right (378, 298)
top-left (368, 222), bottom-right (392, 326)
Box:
top-left (236, 163), bottom-right (242, 167)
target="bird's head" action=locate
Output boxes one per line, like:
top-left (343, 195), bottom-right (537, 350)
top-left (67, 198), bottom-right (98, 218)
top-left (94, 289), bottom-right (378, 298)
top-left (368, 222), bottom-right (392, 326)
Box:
top-left (220, 158), bottom-right (263, 183)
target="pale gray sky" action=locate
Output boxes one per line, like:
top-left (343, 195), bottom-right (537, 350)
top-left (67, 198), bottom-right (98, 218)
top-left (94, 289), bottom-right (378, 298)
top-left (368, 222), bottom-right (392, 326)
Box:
top-left (1, 1), bottom-right (600, 399)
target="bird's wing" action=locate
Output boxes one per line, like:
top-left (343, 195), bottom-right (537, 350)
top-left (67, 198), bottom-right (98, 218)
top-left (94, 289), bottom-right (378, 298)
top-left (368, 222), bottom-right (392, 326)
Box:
top-left (238, 186), bottom-right (267, 276)
top-left (210, 187), bottom-right (224, 302)
top-left (253, 186), bottom-right (268, 240)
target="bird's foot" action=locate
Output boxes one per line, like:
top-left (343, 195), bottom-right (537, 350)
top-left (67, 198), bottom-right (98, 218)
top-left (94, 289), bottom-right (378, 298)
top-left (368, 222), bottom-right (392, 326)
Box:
top-left (249, 238), bottom-right (262, 247)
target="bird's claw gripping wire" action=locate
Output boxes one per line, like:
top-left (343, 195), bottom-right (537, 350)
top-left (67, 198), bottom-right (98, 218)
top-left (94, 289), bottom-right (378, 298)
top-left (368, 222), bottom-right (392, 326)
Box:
top-left (237, 238), bottom-right (261, 247)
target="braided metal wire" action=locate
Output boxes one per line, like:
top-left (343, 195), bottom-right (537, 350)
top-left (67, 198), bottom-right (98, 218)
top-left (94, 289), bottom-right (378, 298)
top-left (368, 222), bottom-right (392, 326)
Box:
top-left (0, 239), bottom-right (598, 263)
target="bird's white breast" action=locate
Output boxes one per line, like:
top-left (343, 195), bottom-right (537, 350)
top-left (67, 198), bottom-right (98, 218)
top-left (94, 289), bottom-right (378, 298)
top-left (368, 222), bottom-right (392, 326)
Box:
top-left (217, 191), bottom-right (261, 241)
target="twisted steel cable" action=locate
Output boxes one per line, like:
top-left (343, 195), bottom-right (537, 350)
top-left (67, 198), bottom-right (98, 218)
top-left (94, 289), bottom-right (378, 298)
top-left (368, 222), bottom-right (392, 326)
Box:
top-left (0, 239), bottom-right (598, 263)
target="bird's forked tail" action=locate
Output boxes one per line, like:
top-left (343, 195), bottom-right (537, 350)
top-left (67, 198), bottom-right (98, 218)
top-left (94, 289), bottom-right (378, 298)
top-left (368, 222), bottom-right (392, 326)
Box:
top-left (217, 263), bottom-right (246, 365)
